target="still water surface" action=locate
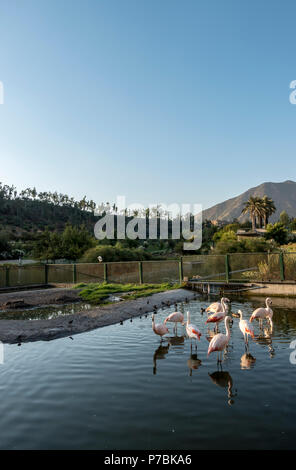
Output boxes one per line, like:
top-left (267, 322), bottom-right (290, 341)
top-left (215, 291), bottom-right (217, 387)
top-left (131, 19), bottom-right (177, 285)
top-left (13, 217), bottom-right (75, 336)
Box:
top-left (0, 296), bottom-right (295, 449)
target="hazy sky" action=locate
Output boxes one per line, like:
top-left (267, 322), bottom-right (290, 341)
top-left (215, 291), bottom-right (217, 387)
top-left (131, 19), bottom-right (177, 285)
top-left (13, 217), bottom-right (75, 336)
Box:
top-left (0, 0), bottom-right (295, 210)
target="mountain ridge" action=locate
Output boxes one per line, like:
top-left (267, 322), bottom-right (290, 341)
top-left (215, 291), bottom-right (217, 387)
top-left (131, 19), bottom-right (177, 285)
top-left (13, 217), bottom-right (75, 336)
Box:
top-left (202, 180), bottom-right (296, 222)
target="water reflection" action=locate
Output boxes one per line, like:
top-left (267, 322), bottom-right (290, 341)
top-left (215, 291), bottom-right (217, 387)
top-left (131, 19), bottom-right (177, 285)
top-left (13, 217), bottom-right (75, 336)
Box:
top-left (153, 344), bottom-right (170, 375)
top-left (240, 352), bottom-right (256, 370)
top-left (254, 328), bottom-right (275, 358)
top-left (187, 353), bottom-right (202, 376)
top-left (168, 335), bottom-right (185, 348)
top-left (209, 371), bottom-right (237, 405)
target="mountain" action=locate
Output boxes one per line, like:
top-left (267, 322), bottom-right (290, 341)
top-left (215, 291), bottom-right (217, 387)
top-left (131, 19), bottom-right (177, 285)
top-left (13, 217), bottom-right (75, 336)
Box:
top-left (202, 180), bottom-right (296, 223)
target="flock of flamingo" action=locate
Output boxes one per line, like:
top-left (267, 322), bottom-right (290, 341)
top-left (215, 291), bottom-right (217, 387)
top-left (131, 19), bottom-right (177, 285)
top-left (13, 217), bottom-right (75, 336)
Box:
top-left (151, 296), bottom-right (273, 364)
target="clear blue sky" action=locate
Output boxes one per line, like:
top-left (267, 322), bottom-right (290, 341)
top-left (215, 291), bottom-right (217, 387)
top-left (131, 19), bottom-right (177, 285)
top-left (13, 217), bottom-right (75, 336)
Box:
top-left (0, 0), bottom-right (295, 210)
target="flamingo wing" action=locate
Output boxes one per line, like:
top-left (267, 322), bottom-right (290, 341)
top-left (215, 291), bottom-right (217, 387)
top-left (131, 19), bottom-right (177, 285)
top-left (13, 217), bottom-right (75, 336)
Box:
top-left (206, 311), bottom-right (225, 323)
top-left (187, 323), bottom-right (201, 339)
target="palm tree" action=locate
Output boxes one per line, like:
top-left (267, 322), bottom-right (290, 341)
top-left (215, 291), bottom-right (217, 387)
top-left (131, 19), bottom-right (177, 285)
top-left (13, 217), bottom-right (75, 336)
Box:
top-left (261, 195), bottom-right (276, 228)
top-left (241, 196), bottom-right (265, 230)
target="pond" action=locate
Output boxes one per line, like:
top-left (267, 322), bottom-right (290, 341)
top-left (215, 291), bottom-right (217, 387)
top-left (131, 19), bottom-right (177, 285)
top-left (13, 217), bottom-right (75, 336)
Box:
top-left (0, 296), bottom-right (295, 449)
top-left (0, 302), bottom-right (92, 321)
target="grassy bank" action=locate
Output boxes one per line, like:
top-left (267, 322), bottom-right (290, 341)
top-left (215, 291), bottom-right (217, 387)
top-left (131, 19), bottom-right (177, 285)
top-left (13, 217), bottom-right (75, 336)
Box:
top-left (75, 282), bottom-right (180, 304)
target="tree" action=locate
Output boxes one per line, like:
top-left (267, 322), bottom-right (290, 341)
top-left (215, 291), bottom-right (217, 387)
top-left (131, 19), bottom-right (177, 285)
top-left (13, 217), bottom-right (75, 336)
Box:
top-left (242, 196), bottom-right (264, 230)
top-left (265, 223), bottom-right (288, 245)
top-left (262, 196), bottom-right (276, 228)
top-left (279, 210), bottom-right (290, 227)
top-left (242, 195), bottom-right (276, 229)
top-left (60, 225), bottom-right (95, 260)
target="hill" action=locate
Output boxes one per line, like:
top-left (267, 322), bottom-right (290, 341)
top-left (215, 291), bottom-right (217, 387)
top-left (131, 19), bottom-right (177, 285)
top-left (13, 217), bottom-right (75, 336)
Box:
top-left (202, 180), bottom-right (296, 223)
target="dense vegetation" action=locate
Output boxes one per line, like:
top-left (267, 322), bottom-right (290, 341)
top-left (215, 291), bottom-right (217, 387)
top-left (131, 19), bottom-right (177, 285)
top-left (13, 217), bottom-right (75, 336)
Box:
top-left (1, 182), bottom-right (296, 262)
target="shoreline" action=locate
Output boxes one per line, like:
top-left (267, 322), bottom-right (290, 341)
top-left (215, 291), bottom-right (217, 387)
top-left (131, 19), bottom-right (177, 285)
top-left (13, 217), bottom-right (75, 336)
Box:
top-left (0, 288), bottom-right (196, 344)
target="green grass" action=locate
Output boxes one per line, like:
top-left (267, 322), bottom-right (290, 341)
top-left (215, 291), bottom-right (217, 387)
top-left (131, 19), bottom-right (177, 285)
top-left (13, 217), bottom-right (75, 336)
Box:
top-left (75, 282), bottom-right (180, 304)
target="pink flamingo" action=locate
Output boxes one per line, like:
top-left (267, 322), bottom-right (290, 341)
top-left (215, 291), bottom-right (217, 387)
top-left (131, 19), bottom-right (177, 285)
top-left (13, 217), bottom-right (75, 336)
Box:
top-left (206, 298), bottom-right (231, 331)
top-left (186, 311), bottom-right (202, 350)
top-left (250, 298), bottom-right (273, 329)
top-left (208, 316), bottom-right (232, 364)
top-left (152, 313), bottom-right (169, 341)
top-left (206, 297), bottom-right (230, 314)
top-left (164, 311), bottom-right (184, 333)
top-left (238, 310), bottom-right (254, 347)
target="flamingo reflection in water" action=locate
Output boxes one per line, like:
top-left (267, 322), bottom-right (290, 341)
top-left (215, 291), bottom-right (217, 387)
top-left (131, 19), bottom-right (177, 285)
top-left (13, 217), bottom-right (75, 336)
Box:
top-left (209, 371), bottom-right (237, 405)
top-left (153, 343), bottom-right (170, 375)
top-left (168, 334), bottom-right (185, 349)
top-left (240, 352), bottom-right (256, 370)
top-left (253, 326), bottom-right (275, 358)
top-left (187, 353), bottom-right (202, 376)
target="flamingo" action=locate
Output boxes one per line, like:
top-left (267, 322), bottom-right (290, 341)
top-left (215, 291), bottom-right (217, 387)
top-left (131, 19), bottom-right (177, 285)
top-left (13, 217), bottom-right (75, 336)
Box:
top-left (164, 311), bottom-right (184, 333)
top-left (206, 298), bottom-right (231, 331)
top-left (238, 309), bottom-right (254, 346)
top-left (206, 297), bottom-right (230, 314)
top-left (152, 313), bottom-right (169, 341)
top-left (250, 297), bottom-right (273, 328)
top-left (207, 316), bottom-right (232, 364)
top-left (186, 311), bottom-right (202, 350)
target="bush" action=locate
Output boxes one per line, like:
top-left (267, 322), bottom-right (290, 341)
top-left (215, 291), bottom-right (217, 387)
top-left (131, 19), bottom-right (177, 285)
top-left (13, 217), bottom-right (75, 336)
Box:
top-left (265, 223), bottom-right (288, 245)
top-left (80, 245), bottom-right (152, 263)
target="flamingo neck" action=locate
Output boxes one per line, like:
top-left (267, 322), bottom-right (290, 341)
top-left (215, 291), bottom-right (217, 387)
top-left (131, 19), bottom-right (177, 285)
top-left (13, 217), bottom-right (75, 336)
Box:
top-left (187, 312), bottom-right (190, 324)
top-left (221, 299), bottom-right (228, 313)
top-left (225, 318), bottom-right (230, 339)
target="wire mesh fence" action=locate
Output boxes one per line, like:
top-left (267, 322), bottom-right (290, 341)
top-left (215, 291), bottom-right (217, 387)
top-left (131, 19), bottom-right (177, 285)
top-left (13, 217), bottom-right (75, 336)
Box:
top-left (0, 252), bottom-right (295, 288)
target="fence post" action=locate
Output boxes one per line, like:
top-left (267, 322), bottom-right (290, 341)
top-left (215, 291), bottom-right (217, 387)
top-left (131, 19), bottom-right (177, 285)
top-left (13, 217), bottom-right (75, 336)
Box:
top-left (5, 266), bottom-right (10, 287)
top-left (279, 252), bottom-right (285, 281)
top-left (72, 263), bottom-right (77, 284)
top-left (44, 264), bottom-right (49, 284)
top-left (138, 261), bottom-right (143, 284)
top-left (225, 254), bottom-right (230, 283)
top-left (179, 257), bottom-right (183, 284)
top-left (104, 263), bottom-right (108, 283)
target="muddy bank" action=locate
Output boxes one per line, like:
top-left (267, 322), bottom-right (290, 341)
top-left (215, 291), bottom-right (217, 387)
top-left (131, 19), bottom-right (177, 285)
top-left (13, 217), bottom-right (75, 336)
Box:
top-left (0, 289), bottom-right (196, 344)
top-left (0, 288), bottom-right (81, 309)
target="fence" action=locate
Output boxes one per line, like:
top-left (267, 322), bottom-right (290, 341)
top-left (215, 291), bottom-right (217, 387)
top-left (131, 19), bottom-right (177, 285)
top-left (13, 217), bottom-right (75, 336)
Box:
top-left (0, 253), bottom-right (295, 288)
